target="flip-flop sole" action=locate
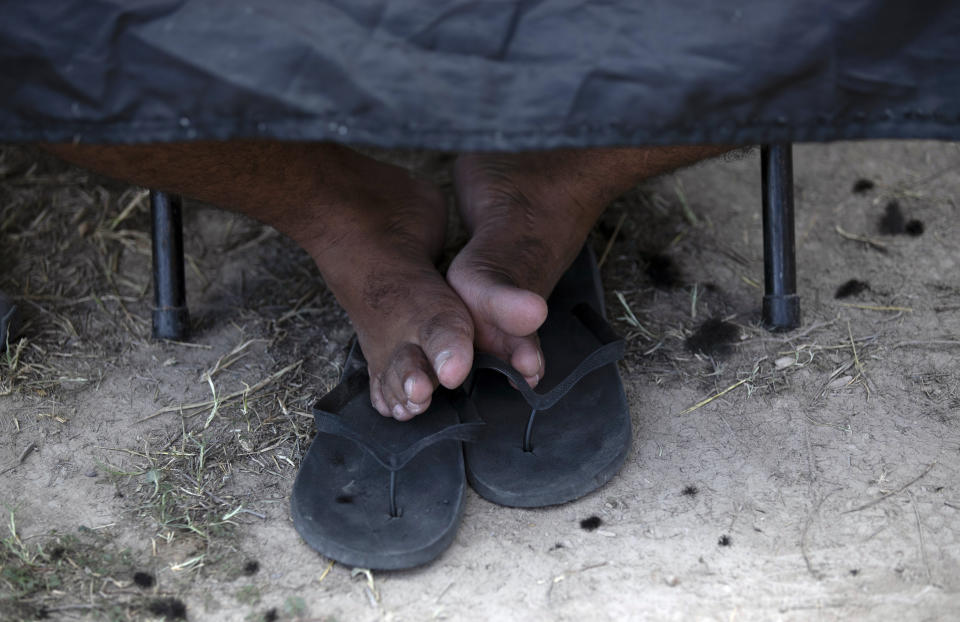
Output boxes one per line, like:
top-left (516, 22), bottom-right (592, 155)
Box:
top-left (464, 247), bottom-right (631, 508)
top-left (291, 362), bottom-right (470, 570)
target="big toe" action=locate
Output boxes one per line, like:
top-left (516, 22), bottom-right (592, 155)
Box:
top-left (418, 309), bottom-right (475, 390)
top-left (482, 280), bottom-right (548, 338)
top-left (448, 255), bottom-right (547, 384)
top-left (449, 258), bottom-right (548, 338)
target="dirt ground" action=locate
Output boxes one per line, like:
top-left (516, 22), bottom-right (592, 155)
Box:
top-left (1, 140), bottom-right (958, 621)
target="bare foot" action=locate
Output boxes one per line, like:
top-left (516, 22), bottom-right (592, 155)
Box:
top-left (448, 147), bottom-right (730, 383)
top-left (45, 142), bottom-right (475, 420)
top-left (308, 153), bottom-right (476, 420)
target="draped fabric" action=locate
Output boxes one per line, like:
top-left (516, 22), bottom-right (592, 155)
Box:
top-left (2, 1), bottom-right (958, 150)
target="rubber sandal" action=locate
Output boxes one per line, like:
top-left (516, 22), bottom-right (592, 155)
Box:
top-left (291, 344), bottom-right (484, 570)
top-left (464, 246), bottom-right (631, 508)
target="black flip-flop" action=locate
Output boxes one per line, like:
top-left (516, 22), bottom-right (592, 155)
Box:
top-left (464, 246), bottom-right (630, 508)
top-left (291, 345), bottom-right (484, 570)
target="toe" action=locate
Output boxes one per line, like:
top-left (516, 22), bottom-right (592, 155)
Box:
top-left (379, 343), bottom-right (438, 421)
top-left (401, 371), bottom-right (434, 407)
top-left (480, 280), bottom-right (548, 338)
top-left (508, 337), bottom-right (544, 386)
top-left (369, 375), bottom-right (391, 417)
top-left (418, 309), bottom-right (475, 389)
top-left (451, 263), bottom-right (548, 339)
top-left (472, 320), bottom-right (544, 381)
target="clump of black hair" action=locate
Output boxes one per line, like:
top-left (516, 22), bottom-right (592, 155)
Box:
top-left (852, 179), bottom-right (875, 194)
top-left (646, 254), bottom-right (682, 289)
top-left (834, 279), bottom-right (869, 299)
top-left (579, 516), bottom-right (603, 531)
top-left (686, 318), bottom-right (740, 357)
top-left (879, 201), bottom-right (905, 234)
top-left (146, 597), bottom-right (187, 620)
top-left (878, 200), bottom-right (925, 237)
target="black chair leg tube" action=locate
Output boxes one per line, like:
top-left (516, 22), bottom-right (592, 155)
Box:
top-left (150, 191), bottom-right (190, 340)
top-left (761, 144), bottom-right (800, 331)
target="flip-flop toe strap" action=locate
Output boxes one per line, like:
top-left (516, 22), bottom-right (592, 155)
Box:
top-left (473, 303), bottom-right (625, 412)
top-left (312, 412), bottom-right (484, 472)
top-left (311, 371), bottom-right (483, 516)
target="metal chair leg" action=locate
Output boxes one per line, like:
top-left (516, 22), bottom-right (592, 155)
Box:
top-left (761, 144), bottom-right (800, 331)
top-left (150, 190), bottom-right (190, 340)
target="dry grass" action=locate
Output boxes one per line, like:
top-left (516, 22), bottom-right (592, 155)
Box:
top-left (1, 146), bottom-right (345, 619)
top-left (0, 148), bottom-right (148, 404)
top-left (593, 182), bottom-right (927, 421)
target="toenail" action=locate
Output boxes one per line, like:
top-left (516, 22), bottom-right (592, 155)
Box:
top-left (537, 350), bottom-right (543, 373)
top-left (434, 351), bottom-right (453, 375)
top-left (403, 376), bottom-right (417, 399)
top-left (392, 404), bottom-right (406, 419)
top-left (405, 400), bottom-right (423, 413)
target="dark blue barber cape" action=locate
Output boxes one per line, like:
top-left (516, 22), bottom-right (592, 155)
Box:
top-left (1, 1), bottom-right (958, 150)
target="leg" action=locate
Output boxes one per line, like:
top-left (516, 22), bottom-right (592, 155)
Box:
top-left (44, 141), bottom-right (475, 420)
top-left (150, 191), bottom-right (189, 340)
top-left (760, 144), bottom-right (800, 331)
top-left (449, 145), bottom-right (730, 382)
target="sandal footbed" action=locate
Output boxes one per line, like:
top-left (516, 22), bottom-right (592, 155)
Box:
top-left (291, 375), bottom-right (467, 570)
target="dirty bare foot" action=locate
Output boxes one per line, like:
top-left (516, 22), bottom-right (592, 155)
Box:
top-left (44, 142), bottom-right (475, 420)
top-left (448, 146), bottom-right (730, 384)
top-left (305, 152), bottom-right (475, 420)
top-left (302, 150), bottom-right (475, 420)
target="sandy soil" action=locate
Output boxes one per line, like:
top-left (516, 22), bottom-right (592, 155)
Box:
top-left (1, 141), bottom-right (959, 621)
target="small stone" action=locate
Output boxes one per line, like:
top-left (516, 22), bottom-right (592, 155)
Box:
top-left (774, 356), bottom-right (796, 369)
top-left (664, 575), bottom-right (680, 587)
top-left (828, 375), bottom-right (854, 389)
